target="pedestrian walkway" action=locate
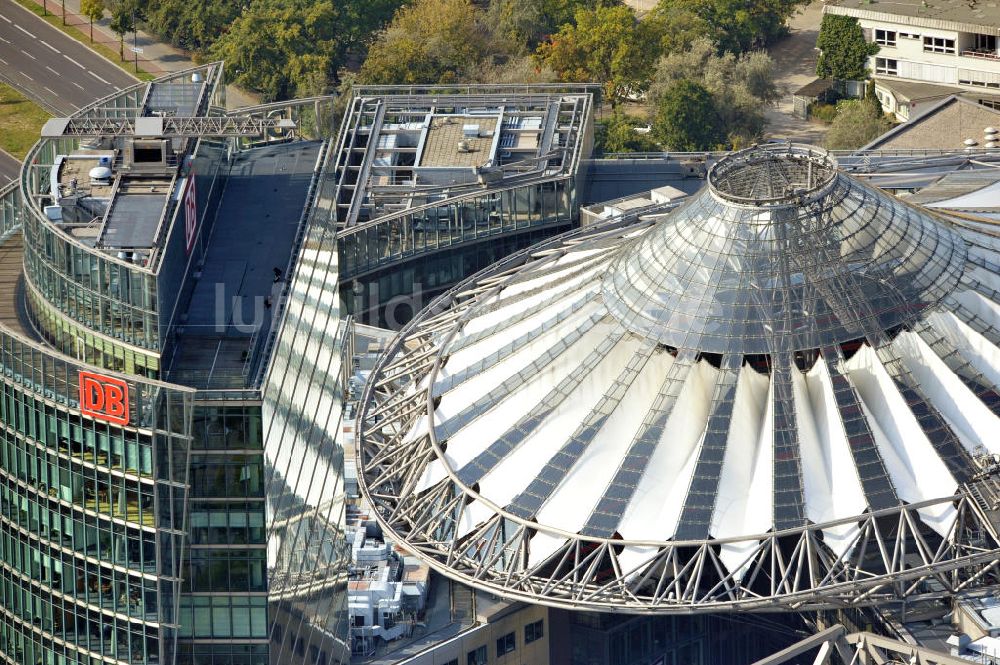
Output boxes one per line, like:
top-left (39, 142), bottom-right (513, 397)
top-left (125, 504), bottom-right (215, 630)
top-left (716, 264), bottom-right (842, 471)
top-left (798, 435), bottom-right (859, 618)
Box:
top-left (24, 0), bottom-right (258, 108)
top-left (765, 0), bottom-right (830, 143)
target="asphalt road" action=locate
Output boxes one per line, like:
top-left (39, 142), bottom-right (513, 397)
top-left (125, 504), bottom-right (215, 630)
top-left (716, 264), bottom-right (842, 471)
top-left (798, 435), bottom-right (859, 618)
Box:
top-left (0, 0), bottom-right (136, 115)
top-left (0, 151), bottom-right (18, 184)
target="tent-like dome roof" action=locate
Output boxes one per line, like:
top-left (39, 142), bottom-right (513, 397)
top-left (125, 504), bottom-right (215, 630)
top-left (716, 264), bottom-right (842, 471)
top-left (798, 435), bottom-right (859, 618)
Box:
top-left (357, 144), bottom-right (1000, 613)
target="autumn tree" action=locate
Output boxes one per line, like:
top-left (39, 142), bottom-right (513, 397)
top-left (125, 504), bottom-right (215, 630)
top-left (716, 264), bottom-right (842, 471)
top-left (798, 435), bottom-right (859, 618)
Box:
top-left (80, 0), bottom-right (103, 42)
top-left (360, 0), bottom-right (499, 84)
top-left (143, 0), bottom-right (244, 52)
top-left (651, 0), bottom-right (806, 54)
top-left (210, 0), bottom-right (341, 100)
top-left (487, 0), bottom-right (620, 51)
top-left (535, 4), bottom-right (658, 104)
top-left (651, 80), bottom-right (725, 150)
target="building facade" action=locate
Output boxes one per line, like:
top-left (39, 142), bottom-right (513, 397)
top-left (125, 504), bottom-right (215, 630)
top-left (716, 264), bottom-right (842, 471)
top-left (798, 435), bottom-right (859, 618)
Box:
top-left (824, 0), bottom-right (1000, 119)
top-left (331, 86), bottom-right (595, 328)
top-left (0, 66), bottom-right (608, 665)
top-left (0, 63), bottom-right (353, 665)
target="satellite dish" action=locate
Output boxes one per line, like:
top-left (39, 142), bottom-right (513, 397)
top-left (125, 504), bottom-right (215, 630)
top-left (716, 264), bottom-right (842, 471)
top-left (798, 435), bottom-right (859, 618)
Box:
top-left (89, 166), bottom-right (112, 180)
top-left (191, 72), bottom-right (203, 83)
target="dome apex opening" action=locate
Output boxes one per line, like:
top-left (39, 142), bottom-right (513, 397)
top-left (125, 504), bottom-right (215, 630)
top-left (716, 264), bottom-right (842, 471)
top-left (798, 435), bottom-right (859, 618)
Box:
top-left (708, 143), bottom-right (838, 206)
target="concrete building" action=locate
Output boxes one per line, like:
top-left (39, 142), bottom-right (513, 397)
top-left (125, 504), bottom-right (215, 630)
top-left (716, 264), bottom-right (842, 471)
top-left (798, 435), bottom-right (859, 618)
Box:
top-left (824, 0), bottom-right (1000, 119)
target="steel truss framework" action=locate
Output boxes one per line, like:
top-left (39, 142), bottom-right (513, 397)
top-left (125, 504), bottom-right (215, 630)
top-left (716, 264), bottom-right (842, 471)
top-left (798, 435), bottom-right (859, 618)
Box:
top-left (40, 115), bottom-right (293, 138)
top-left (356, 198), bottom-right (1000, 613)
top-left (753, 624), bottom-right (980, 665)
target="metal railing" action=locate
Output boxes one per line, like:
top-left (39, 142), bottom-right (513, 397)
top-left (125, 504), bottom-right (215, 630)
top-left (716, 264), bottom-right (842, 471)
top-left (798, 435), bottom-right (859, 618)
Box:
top-left (249, 138), bottom-right (334, 389)
top-left (336, 173), bottom-right (576, 280)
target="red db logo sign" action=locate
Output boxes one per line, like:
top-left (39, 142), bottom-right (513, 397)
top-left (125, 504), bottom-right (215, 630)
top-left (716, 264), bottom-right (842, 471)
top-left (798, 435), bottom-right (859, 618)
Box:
top-left (79, 371), bottom-right (130, 426)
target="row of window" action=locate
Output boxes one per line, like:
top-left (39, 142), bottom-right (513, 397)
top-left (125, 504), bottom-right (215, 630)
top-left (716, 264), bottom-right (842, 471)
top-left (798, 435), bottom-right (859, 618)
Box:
top-left (0, 480), bottom-right (158, 572)
top-left (457, 620), bottom-right (545, 665)
top-left (0, 612), bottom-right (157, 665)
top-left (0, 571), bottom-right (158, 662)
top-left (23, 233), bottom-right (160, 350)
top-left (872, 29), bottom-right (1000, 56)
top-left (177, 595), bottom-right (267, 639)
top-left (0, 382), bottom-right (155, 474)
top-left (0, 526), bottom-right (157, 619)
top-left (0, 430), bottom-right (155, 523)
top-left (874, 56), bottom-right (1000, 91)
top-left (27, 289), bottom-right (160, 379)
top-left (873, 30), bottom-right (957, 53)
top-left (183, 548), bottom-right (267, 593)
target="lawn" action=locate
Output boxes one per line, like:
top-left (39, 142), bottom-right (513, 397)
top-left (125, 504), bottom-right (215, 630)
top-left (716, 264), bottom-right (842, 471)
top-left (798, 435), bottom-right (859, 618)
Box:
top-left (0, 83), bottom-right (50, 159)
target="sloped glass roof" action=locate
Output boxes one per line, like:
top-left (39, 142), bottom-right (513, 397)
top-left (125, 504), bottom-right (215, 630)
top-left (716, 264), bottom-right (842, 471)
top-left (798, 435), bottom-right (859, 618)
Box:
top-left (603, 144), bottom-right (968, 354)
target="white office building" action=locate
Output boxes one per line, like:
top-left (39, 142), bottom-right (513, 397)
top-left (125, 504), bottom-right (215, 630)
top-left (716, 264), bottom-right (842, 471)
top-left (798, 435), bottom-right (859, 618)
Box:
top-left (824, 0), bottom-right (1000, 120)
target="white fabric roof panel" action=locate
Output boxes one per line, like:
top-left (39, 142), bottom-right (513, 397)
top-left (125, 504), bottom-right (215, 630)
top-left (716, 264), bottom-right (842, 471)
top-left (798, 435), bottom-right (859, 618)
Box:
top-left (359, 144), bottom-right (1000, 612)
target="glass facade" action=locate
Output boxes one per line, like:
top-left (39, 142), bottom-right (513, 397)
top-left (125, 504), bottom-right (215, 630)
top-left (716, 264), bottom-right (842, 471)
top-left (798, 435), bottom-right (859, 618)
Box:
top-left (260, 157), bottom-right (350, 665)
top-left (338, 168), bottom-right (578, 328)
top-left (1, 75), bottom-right (603, 665)
top-left (22, 137), bottom-right (161, 354)
top-left (0, 179), bottom-right (195, 665)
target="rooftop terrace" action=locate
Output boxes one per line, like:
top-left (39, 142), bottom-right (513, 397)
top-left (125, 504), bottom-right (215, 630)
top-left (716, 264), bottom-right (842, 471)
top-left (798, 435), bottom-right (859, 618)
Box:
top-left (164, 140), bottom-right (324, 390)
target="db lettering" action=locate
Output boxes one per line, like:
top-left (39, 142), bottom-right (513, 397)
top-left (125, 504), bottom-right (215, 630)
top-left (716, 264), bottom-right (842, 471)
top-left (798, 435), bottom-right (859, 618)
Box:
top-left (79, 372), bottom-right (130, 426)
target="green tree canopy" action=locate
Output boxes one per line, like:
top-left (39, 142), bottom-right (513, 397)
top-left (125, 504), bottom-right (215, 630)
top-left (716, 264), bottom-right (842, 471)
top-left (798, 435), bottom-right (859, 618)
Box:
top-left (535, 4), bottom-right (658, 104)
top-left (596, 111), bottom-right (658, 154)
top-left (108, 0), bottom-right (145, 59)
top-left (650, 0), bottom-right (806, 54)
top-left (144, 0), bottom-right (245, 52)
top-left (825, 98), bottom-right (892, 149)
top-left (816, 14), bottom-right (878, 80)
top-left (359, 0), bottom-right (499, 84)
top-left (210, 0), bottom-right (341, 100)
top-left (80, 0), bottom-right (104, 41)
top-left (487, 0), bottom-right (620, 51)
top-left (651, 79), bottom-right (725, 151)
top-left (649, 37), bottom-right (778, 147)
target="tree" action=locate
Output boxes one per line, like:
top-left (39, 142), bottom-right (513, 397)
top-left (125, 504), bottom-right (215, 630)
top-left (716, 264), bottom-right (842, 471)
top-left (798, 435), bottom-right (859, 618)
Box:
top-left (487, 0), bottom-right (619, 52)
top-left (210, 0), bottom-right (347, 100)
top-left (816, 14), bottom-right (878, 80)
top-left (535, 4), bottom-right (658, 104)
top-left (651, 80), bottom-right (725, 151)
top-left (649, 38), bottom-right (778, 147)
top-left (642, 4), bottom-right (715, 56)
top-left (80, 0), bottom-right (103, 42)
top-left (596, 111), bottom-right (658, 154)
top-left (650, 0), bottom-right (807, 54)
top-left (143, 0), bottom-right (244, 52)
top-left (108, 0), bottom-right (144, 61)
top-left (825, 99), bottom-right (892, 149)
top-left (359, 0), bottom-right (498, 84)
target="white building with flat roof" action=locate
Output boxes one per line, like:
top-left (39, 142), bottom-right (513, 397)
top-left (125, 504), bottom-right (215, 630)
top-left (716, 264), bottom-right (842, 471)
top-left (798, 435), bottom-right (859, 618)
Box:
top-left (824, 0), bottom-right (1000, 119)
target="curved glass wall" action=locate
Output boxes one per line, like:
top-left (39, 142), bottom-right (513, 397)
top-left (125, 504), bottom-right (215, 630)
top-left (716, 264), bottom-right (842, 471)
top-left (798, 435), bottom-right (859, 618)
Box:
top-left (338, 177), bottom-right (576, 281)
top-left (21, 137), bottom-right (161, 354)
top-left (0, 180), bottom-right (196, 665)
